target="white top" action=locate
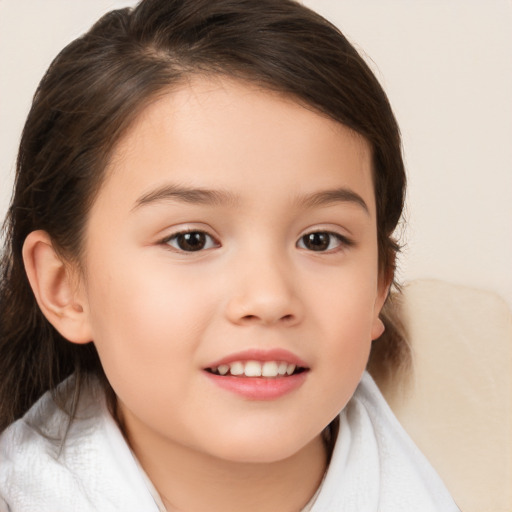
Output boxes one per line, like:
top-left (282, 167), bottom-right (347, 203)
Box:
top-left (0, 372), bottom-right (460, 511)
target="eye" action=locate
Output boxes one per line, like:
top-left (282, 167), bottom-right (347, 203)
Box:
top-left (163, 230), bottom-right (219, 252)
top-left (297, 231), bottom-right (349, 252)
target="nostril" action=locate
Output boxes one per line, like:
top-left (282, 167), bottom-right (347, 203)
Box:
top-left (240, 313), bottom-right (295, 324)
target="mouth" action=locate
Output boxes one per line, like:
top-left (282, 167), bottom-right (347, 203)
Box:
top-left (202, 350), bottom-right (309, 399)
top-left (205, 360), bottom-right (308, 378)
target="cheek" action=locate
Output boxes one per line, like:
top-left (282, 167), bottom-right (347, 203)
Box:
top-left (307, 257), bottom-right (380, 336)
top-left (305, 264), bottom-right (378, 411)
top-left (83, 254), bottom-right (218, 386)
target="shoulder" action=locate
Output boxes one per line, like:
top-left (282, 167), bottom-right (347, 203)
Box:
top-left (0, 377), bottom-right (158, 511)
top-left (0, 377), bottom-right (104, 509)
top-left (311, 372), bottom-right (461, 512)
top-left (0, 377), bottom-right (102, 468)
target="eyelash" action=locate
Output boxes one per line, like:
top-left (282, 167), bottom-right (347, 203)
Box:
top-left (160, 229), bottom-right (353, 254)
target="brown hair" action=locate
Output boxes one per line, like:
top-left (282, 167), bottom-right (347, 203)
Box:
top-left (0, 0), bottom-right (408, 433)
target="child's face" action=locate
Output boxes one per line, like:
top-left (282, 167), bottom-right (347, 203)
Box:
top-left (78, 77), bottom-right (387, 463)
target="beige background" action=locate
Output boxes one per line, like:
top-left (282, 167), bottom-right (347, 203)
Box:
top-left (1, 0), bottom-right (511, 309)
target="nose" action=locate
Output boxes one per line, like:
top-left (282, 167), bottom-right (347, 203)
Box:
top-left (224, 250), bottom-right (303, 327)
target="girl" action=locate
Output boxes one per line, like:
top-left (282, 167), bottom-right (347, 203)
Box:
top-left (0, 0), bottom-right (459, 510)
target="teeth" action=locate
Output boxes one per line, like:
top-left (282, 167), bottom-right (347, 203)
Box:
top-left (244, 361), bottom-right (262, 377)
top-left (230, 361), bottom-right (244, 376)
top-left (262, 361), bottom-right (279, 377)
top-left (286, 364), bottom-right (296, 375)
top-left (210, 360), bottom-right (302, 377)
top-left (217, 364), bottom-right (229, 375)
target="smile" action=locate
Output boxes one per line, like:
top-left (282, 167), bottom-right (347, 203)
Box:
top-left (203, 350), bottom-right (309, 400)
top-left (206, 360), bottom-right (305, 378)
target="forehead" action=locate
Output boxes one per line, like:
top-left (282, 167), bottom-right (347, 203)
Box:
top-left (99, 76), bottom-right (375, 215)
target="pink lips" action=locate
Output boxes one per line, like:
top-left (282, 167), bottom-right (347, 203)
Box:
top-left (203, 348), bottom-right (309, 400)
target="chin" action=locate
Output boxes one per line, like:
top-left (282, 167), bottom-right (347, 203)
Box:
top-left (199, 427), bottom-right (323, 465)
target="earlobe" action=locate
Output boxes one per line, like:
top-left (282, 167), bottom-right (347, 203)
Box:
top-left (22, 230), bottom-right (92, 344)
top-left (371, 279), bottom-right (391, 340)
top-left (371, 316), bottom-right (386, 340)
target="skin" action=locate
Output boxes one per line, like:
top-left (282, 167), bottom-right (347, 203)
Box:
top-left (24, 77), bottom-right (387, 511)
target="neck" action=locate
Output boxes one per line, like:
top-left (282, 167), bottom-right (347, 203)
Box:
top-left (127, 429), bottom-right (327, 512)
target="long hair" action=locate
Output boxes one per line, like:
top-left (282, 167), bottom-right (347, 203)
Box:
top-left (0, 0), bottom-right (408, 432)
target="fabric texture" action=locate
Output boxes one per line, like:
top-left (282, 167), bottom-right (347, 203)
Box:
top-left (0, 372), bottom-right (459, 511)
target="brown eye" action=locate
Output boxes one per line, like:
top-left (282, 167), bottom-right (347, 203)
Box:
top-left (297, 232), bottom-right (345, 252)
top-left (165, 231), bottom-right (217, 252)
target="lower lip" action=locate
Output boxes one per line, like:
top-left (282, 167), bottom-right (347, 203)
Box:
top-left (204, 371), bottom-right (308, 400)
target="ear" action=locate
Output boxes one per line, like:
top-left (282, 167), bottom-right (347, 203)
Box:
top-left (22, 230), bottom-right (92, 344)
top-left (371, 277), bottom-right (391, 341)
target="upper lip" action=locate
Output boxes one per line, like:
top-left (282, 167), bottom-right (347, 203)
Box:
top-left (204, 348), bottom-right (309, 370)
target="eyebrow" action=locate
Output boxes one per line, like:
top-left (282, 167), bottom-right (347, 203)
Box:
top-left (132, 183), bottom-right (369, 214)
top-left (296, 188), bottom-right (369, 214)
top-left (132, 183), bottom-right (238, 210)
